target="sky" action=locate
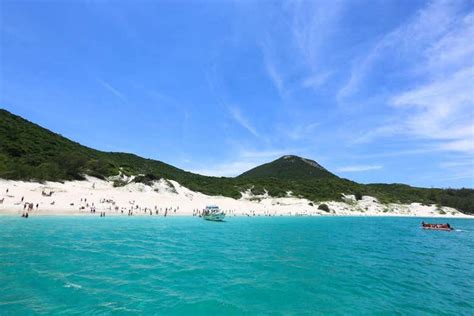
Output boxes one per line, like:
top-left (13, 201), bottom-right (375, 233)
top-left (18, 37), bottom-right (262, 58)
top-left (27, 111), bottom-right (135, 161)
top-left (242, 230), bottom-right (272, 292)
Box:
top-left (1, 0), bottom-right (473, 188)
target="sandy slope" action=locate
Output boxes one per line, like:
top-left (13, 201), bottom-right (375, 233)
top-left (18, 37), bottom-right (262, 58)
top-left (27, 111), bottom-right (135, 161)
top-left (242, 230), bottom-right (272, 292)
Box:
top-left (0, 177), bottom-right (470, 218)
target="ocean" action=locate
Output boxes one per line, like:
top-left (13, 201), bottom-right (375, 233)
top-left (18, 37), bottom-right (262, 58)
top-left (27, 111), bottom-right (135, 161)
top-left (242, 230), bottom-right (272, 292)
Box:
top-left (0, 216), bottom-right (473, 315)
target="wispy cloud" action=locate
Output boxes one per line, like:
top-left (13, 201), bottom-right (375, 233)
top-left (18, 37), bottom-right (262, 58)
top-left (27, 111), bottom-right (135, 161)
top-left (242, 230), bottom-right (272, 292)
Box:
top-left (336, 165), bottom-right (382, 173)
top-left (392, 68), bottom-right (474, 153)
top-left (97, 78), bottom-right (127, 102)
top-left (286, 122), bottom-right (320, 141)
top-left (339, 0), bottom-right (474, 155)
top-left (227, 105), bottom-right (260, 138)
top-left (338, 0), bottom-right (461, 100)
top-left (264, 57), bottom-right (286, 97)
top-left (435, 159), bottom-right (474, 183)
top-left (351, 125), bottom-right (402, 144)
top-left (440, 160), bottom-right (474, 168)
top-left (302, 72), bottom-right (332, 89)
top-left (290, 0), bottom-right (342, 74)
top-left (436, 173), bottom-right (474, 182)
top-left (259, 39), bottom-right (287, 97)
top-left (205, 65), bottom-right (265, 141)
top-left (258, 1), bottom-right (341, 96)
top-left (353, 148), bottom-right (440, 159)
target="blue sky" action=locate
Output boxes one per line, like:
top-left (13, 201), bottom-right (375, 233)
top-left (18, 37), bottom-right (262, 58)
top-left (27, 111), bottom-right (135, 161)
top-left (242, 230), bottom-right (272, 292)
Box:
top-left (1, 0), bottom-right (473, 188)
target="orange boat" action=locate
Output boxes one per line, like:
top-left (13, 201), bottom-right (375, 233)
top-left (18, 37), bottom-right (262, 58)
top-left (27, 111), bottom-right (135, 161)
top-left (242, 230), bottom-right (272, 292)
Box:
top-left (421, 222), bottom-right (453, 231)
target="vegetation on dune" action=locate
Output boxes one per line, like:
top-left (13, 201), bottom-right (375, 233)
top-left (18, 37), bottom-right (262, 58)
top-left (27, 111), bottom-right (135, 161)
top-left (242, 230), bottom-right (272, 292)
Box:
top-left (1, 108), bottom-right (473, 214)
top-left (318, 203), bottom-right (330, 212)
top-left (363, 184), bottom-right (474, 215)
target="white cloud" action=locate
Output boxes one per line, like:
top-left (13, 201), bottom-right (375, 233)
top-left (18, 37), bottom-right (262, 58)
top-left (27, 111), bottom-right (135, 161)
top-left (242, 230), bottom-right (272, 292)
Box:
top-left (440, 160), bottom-right (474, 168)
top-left (227, 105), bottom-right (260, 138)
top-left (302, 72), bottom-right (331, 89)
top-left (290, 0), bottom-right (342, 71)
top-left (424, 12), bottom-right (474, 74)
top-left (438, 139), bottom-right (474, 153)
top-left (339, 0), bottom-right (461, 98)
top-left (336, 165), bottom-right (382, 173)
top-left (392, 66), bottom-right (473, 143)
top-left (354, 148), bottom-right (440, 159)
top-left (351, 125), bottom-right (403, 144)
top-left (260, 40), bottom-right (287, 97)
top-left (205, 67), bottom-right (265, 141)
top-left (339, 0), bottom-right (474, 154)
top-left (435, 159), bottom-right (474, 183)
top-left (97, 78), bottom-right (127, 102)
top-left (437, 173), bottom-right (474, 182)
top-left (259, 1), bottom-right (341, 96)
top-left (337, 46), bottom-right (381, 100)
top-left (286, 122), bottom-right (320, 140)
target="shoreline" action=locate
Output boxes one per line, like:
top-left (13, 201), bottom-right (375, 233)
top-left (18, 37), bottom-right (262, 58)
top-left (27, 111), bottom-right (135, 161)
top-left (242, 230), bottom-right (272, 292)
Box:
top-left (0, 213), bottom-right (473, 219)
top-left (1, 177), bottom-right (472, 219)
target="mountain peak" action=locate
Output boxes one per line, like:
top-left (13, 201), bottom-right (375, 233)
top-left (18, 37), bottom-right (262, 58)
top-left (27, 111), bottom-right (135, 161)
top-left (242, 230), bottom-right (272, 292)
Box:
top-left (280, 155), bottom-right (327, 170)
top-left (238, 155), bottom-right (335, 180)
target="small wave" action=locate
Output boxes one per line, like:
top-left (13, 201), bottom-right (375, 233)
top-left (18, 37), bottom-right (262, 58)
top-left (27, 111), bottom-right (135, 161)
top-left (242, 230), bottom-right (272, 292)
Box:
top-left (99, 302), bottom-right (141, 313)
top-left (64, 282), bottom-right (82, 289)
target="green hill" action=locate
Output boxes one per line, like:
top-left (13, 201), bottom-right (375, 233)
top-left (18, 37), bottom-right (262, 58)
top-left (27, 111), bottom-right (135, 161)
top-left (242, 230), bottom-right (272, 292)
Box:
top-left (238, 155), bottom-right (335, 180)
top-left (0, 109), bottom-right (190, 181)
top-left (0, 109), bottom-right (246, 197)
top-left (1, 108), bottom-right (473, 214)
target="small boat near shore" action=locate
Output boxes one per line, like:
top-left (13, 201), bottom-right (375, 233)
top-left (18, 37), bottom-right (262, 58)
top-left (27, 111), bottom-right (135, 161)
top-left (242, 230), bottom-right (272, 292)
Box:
top-left (421, 221), bottom-right (453, 231)
top-left (202, 205), bottom-right (225, 222)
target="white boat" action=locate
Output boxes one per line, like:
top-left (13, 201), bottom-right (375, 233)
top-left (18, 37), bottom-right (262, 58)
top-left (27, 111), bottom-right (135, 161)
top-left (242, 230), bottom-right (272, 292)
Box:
top-left (202, 205), bottom-right (225, 222)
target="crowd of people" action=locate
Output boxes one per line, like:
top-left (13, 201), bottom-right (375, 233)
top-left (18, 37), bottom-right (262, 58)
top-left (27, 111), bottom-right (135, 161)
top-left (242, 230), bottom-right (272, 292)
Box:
top-left (0, 188), bottom-right (290, 218)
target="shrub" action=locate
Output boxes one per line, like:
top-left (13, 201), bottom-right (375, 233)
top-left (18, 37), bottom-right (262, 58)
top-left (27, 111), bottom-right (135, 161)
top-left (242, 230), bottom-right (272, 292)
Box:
top-left (250, 186), bottom-right (265, 195)
top-left (113, 179), bottom-right (127, 187)
top-left (355, 192), bottom-right (363, 200)
top-left (133, 174), bottom-right (159, 186)
top-left (318, 203), bottom-right (330, 212)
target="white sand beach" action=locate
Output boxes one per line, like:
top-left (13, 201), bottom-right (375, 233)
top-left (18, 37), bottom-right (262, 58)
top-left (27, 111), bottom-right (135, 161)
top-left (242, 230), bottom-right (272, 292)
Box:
top-left (0, 176), bottom-right (471, 218)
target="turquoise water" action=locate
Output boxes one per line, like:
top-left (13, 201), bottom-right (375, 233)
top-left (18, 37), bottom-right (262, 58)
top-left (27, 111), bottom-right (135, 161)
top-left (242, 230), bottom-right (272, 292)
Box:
top-left (1, 217), bottom-right (473, 315)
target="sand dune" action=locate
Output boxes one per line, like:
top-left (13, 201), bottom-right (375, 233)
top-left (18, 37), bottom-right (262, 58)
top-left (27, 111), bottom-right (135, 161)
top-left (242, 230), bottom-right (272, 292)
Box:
top-left (0, 176), bottom-right (470, 218)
